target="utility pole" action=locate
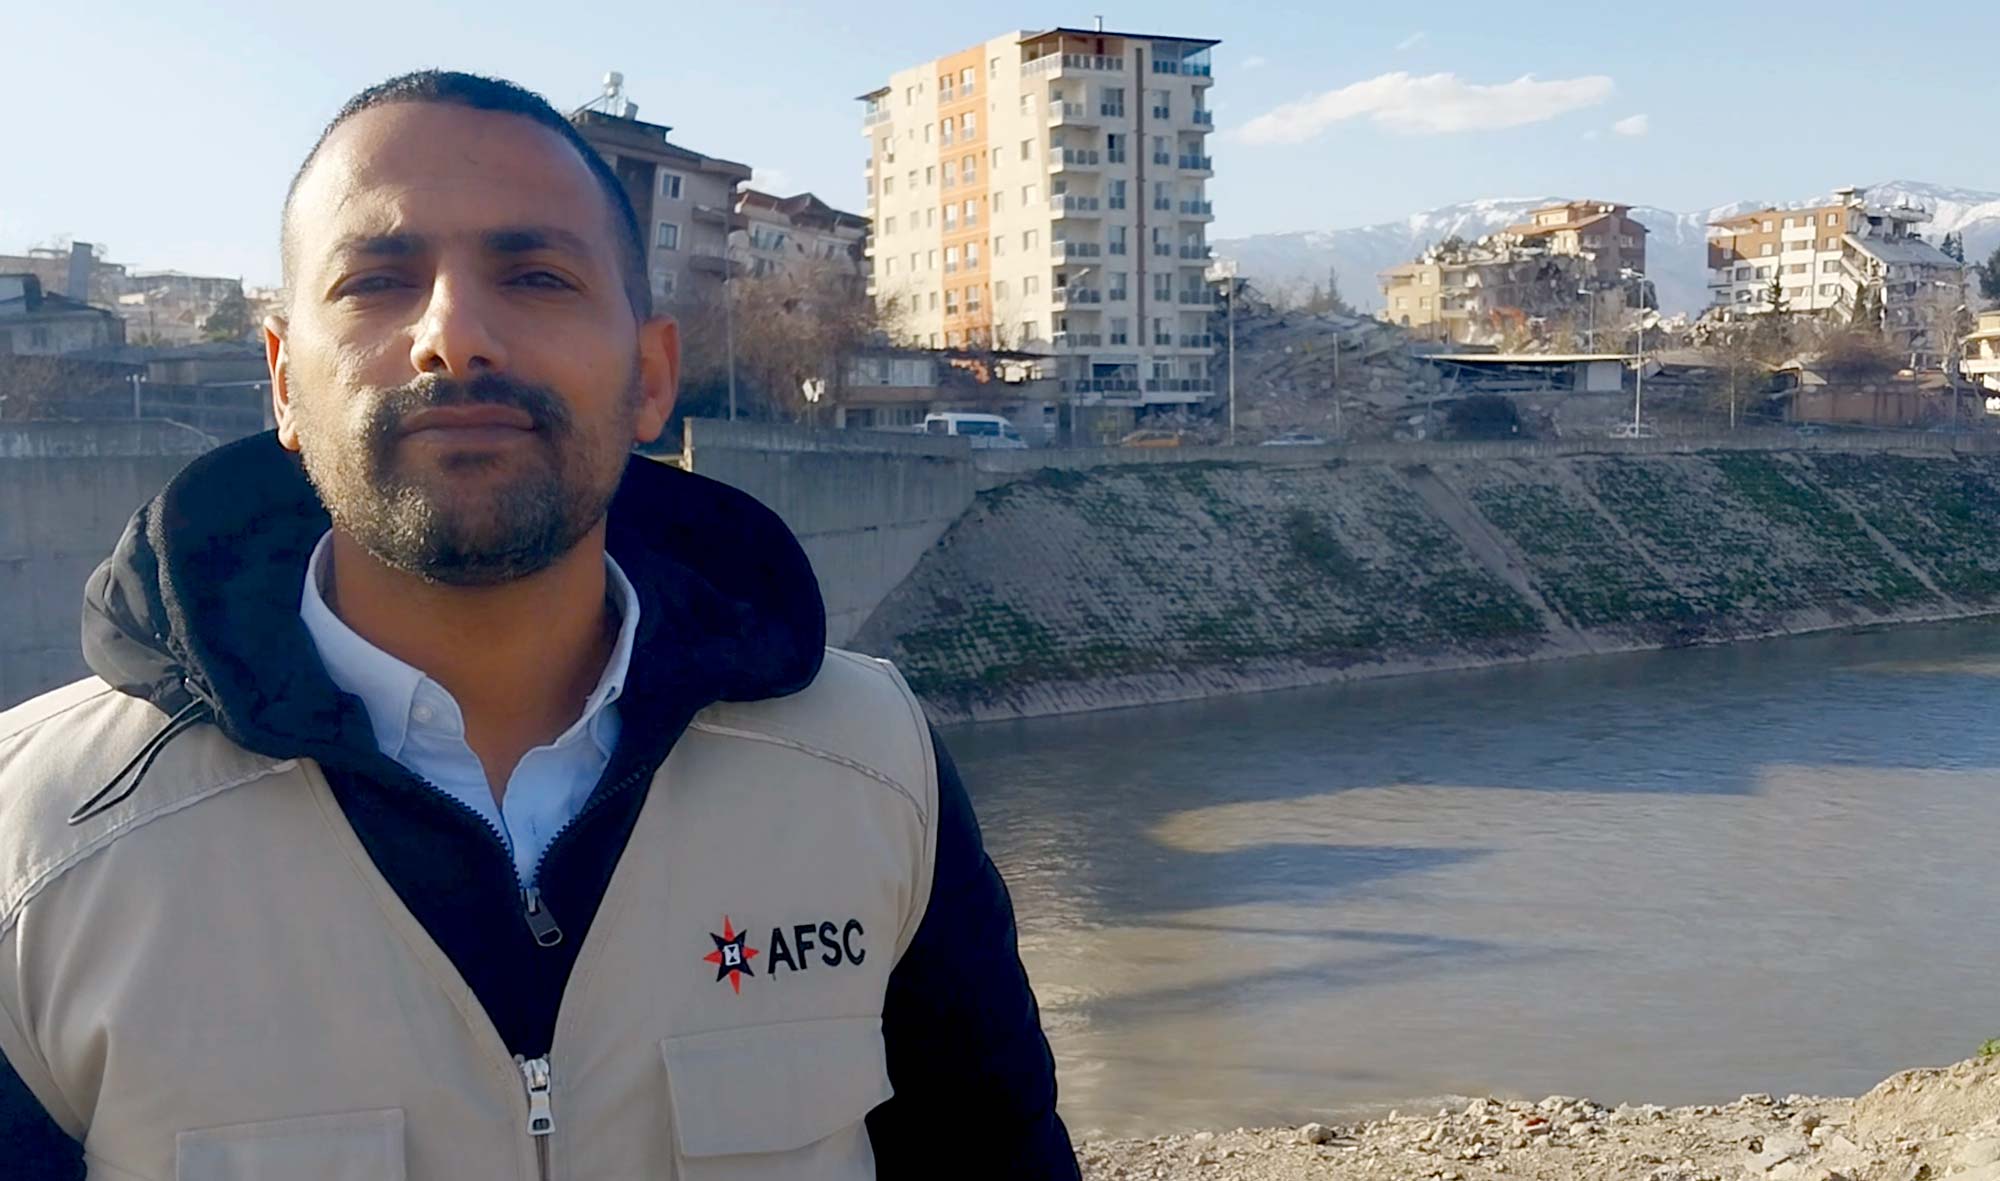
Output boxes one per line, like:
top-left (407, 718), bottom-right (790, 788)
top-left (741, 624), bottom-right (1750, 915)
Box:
top-left (1227, 276), bottom-right (1237, 446)
top-left (723, 229), bottom-right (743, 422)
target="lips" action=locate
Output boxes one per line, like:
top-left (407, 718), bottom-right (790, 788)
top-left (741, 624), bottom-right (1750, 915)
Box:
top-left (399, 405), bottom-right (538, 434)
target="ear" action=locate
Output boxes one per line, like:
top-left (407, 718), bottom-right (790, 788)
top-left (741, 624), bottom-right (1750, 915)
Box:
top-left (632, 314), bottom-right (680, 445)
top-left (264, 314), bottom-right (302, 451)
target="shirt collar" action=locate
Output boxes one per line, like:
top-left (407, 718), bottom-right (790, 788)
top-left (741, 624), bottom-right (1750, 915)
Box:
top-left (299, 531), bottom-right (642, 760)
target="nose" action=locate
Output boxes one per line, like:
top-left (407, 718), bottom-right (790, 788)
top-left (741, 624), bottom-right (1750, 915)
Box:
top-left (409, 271), bottom-right (508, 378)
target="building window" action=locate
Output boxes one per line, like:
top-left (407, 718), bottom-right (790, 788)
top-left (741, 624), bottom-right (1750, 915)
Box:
top-left (1021, 138), bottom-right (1033, 160)
top-left (1024, 275), bottom-right (1040, 295)
top-left (944, 288), bottom-right (959, 313)
top-left (1022, 183), bottom-right (1039, 206)
top-left (923, 123), bottom-right (932, 144)
top-left (928, 249), bottom-right (938, 270)
top-left (995, 279), bottom-right (1009, 301)
top-left (1762, 220), bottom-right (1774, 232)
top-left (1153, 273), bottom-right (1171, 299)
top-left (656, 222), bottom-right (681, 250)
top-left (966, 242), bottom-right (981, 269)
top-left (992, 146), bottom-right (1004, 169)
top-left (1826, 213), bottom-right (1838, 225)
top-left (650, 270), bottom-right (675, 299)
top-left (962, 156), bottom-right (976, 183)
top-left (961, 66), bottom-right (975, 89)
top-left (1822, 259), bottom-right (1841, 273)
top-left (1419, 271), bottom-right (1433, 284)
top-left (924, 208), bottom-right (935, 228)
top-left (1110, 317), bottom-right (1129, 344)
top-left (1020, 94), bottom-right (1034, 115)
top-left (989, 56), bottom-right (1000, 78)
top-left (941, 120), bottom-right (955, 145)
top-left (967, 285), bottom-right (983, 312)
top-left (1735, 267), bottom-right (1752, 280)
top-left (885, 257), bottom-right (898, 276)
top-left (928, 292), bottom-right (939, 310)
top-left (993, 234), bottom-right (1005, 256)
top-left (1023, 229), bottom-right (1039, 250)
top-left (938, 74), bottom-right (952, 98)
top-left (962, 111), bottom-right (976, 135)
top-left (905, 86), bottom-right (915, 106)
top-left (992, 190), bottom-right (1005, 213)
top-left (884, 215), bottom-right (897, 234)
top-left (943, 205), bottom-right (957, 230)
top-left (1761, 244), bottom-right (1774, 256)
top-left (1418, 296), bottom-right (1431, 309)
top-left (925, 165), bottom-right (935, 185)
top-left (660, 172), bottom-right (685, 200)
top-left (1395, 296), bottom-right (1408, 309)
top-left (882, 175), bottom-right (895, 195)
top-left (964, 198), bottom-right (978, 226)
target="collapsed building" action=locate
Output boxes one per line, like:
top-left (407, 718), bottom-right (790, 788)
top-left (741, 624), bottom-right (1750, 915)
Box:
top-left (1379, 201), bottom-right (1652, 348)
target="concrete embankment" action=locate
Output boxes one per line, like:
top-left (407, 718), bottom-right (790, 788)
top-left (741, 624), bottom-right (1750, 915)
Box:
top-left (853, 436), bottom-right (2000, 723)
top-left (1078, 1052), bottom-right (2000, 1181)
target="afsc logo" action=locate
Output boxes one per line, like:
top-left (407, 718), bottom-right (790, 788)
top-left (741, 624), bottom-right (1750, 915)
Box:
top-left (704, 916), bottom-right (866, 995)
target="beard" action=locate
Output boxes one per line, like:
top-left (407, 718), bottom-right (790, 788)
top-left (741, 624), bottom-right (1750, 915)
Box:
top-left (293, 365), bottom-right (638, 586)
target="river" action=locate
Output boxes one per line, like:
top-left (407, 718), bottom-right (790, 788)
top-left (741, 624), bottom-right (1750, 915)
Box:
top-left (943, 621), bottom-right (2000, 1139)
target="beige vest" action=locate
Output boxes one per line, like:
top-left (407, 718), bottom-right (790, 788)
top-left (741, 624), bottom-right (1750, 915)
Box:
top-left (0, 649), bottom-right (939, 1181)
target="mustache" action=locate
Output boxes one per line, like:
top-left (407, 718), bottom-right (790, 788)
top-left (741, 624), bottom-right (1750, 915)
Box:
top-left (367, 372), bottom-right (573, 437)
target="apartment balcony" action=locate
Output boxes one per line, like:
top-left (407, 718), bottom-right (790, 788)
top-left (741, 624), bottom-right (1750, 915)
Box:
top-left (1052, 286), bottom-right (1103, 306)
top-left (689, 251), bottom-right (729, 276)
top-left (1178, 200), bottom-right (1214, 220)
top-left (1179, 333), bottom-right (1215, 349)
top-left (691, 203), bottom-right (731, 225)
top-left (1052, 332), bottom-right (1105, 349)
top-left (1192, 108), bottom-right (1214, 127)
top-left (1152, 242), bottom-right (1173, 257)
top-left (1049, 101), bottom-right (1092, 125)
top-left (1049, 147), bottom-right (1102, 172)
top-left (1022, 53), bottom-right (1125, 78)
top-left (1144, 377), bottom-right (1216, 393)
top-left (1050, 194), bottom-right (1103, 217)
top-left (1151, 150), bottom-right (1171, 166)
top-left (1177, 244), bottom-right (1212, 262)
top-left (1178, 154), bottom-right (1214, 174)
top-left (1052, 240), bottom-right (1102, 259)
top-left (863, 108), bottom-right (893, 128)
top-left (1177, 289), bottom-right (1217, 306)
top-left (1063, 377), bottom-right (1143, 396)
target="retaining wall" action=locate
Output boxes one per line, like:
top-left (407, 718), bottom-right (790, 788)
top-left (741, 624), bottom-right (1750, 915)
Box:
top-left (855, 444), bottom-right (2000, 722)
top-left (680, 419), bottom-right (978, 645)
top-left (1, 421), bottom-right (216, 709)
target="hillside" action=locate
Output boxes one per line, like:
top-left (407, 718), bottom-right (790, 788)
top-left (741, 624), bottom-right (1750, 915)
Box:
top-left (1215, 180), bottom-right (2000, 318)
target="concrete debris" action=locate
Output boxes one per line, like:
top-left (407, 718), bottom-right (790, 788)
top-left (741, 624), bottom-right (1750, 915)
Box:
top-left (1076, 1053), bottom-right (2000, 1181)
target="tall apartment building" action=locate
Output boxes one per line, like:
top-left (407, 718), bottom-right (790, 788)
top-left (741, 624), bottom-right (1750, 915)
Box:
top-left (859, 25), bottom-right (1219, 405)
top-left (1707, 187), bottom-right (1965, 363)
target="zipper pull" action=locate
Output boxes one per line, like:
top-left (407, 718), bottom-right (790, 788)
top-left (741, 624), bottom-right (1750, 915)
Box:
top-left (522, 887), bottom-right (564, 947)
top-left (517, 1055), bottom-right (555, 1137)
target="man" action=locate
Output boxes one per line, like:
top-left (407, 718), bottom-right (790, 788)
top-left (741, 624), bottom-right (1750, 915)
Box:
top-left (0, 71), bottom-right (1078, 1179)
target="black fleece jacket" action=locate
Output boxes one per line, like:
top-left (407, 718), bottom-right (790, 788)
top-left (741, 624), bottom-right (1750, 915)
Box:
top-left (1, 432), bottom-right (1078, 1179)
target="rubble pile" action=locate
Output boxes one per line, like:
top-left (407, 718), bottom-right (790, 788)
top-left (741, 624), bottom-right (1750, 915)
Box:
top-left (1079, 1053), bottom-right (2000, 1181)
top-left (1216, 287), bottom-right (1443, 441)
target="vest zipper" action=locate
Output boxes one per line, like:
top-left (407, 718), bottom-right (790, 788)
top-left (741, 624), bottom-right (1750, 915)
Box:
top-left (522, 887), bottom-right (563, 947)
top-left (517, 1054), bottom-right (554, 1176)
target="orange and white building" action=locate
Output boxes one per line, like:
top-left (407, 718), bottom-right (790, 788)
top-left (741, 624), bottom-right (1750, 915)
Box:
top-left (859, 24), bottom-right (1220, 406)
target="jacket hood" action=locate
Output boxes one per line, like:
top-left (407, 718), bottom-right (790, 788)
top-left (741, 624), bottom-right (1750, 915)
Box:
top-left (82, 431), bottom-right (827, 757)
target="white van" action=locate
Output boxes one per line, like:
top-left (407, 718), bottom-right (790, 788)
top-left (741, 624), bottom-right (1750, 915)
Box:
top-left (921, 412), bottom-right (1029, 450)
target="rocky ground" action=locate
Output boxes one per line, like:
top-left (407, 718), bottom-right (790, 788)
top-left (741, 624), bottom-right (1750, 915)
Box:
top-left (1079, 1054), bottom-right (2000, 1181)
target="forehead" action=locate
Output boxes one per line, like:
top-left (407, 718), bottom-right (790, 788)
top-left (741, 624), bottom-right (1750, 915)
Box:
top-left (291, 102), bottom-right (614, 260)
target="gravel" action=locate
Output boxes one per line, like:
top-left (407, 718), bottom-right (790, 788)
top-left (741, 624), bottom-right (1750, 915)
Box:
top-left (1078, 1054), bottom-right (2000, 1181)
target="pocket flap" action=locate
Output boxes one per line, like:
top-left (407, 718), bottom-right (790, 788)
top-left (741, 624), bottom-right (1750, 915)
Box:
top-left (661, 1015), bottom-right (894, 1158)
top-left (176, 1108), bottom-right (405, 1180)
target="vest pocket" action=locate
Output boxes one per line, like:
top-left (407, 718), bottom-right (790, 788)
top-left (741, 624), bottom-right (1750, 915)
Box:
top-left (175, 1108), bottom-right (405, 1181)
top-left (661, 1015), bottom-right (894, 1176)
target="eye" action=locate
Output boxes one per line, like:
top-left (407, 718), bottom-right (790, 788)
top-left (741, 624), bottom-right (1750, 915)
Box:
top-left (510, 270), bottom-right (577, 290)
top-left (338, 274), bottom-right (407, 297)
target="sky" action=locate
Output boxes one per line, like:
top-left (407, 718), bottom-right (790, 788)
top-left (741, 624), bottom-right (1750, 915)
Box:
top-left (4, 0), bottom-right (1996, 289)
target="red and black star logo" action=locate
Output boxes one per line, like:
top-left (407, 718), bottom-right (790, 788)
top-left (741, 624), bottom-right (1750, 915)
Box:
top-left (703, 916), bottom-right (760, 994)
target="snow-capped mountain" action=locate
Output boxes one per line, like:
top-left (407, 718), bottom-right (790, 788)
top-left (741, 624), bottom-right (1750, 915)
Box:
top-left (1215, 181), bottom-right (2000, 318)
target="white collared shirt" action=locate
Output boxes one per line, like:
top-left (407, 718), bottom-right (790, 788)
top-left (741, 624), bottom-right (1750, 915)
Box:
top-left (298, 531), bottom-right (640, 887)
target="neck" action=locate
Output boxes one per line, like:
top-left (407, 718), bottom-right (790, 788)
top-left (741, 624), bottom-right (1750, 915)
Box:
top-left (325, 526), bottom-right (617, 797)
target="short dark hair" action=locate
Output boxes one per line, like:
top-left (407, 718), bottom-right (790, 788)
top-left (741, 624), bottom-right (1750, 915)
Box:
top-left (282, 70), bottom-right (650, 318)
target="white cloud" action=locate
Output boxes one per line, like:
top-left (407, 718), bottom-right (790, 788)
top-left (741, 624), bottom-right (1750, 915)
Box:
top-left (1237, 71), bottom-right (1615, 144)
top-left (1241, 55), bottom-right (1268, 70)
top-left (1612, 113), bottom-right (1649, 137)
top-left (1395, 31), bottom-right (1428, 50)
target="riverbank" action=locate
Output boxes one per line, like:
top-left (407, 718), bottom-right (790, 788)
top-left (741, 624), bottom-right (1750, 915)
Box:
top-left (1077, 1052), bottom-right (2000, 1180)
top-left (855, 448), bottom-right (2000, 723)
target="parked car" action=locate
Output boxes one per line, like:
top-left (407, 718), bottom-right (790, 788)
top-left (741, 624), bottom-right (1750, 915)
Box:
top-left (1259, 432), bottom-right (1329, 447)
top-left (1794, 423), bottom-right (1831, 437)
top-left (1608, 421), bottom-right (1659, 439)
top-left (1118, 429), bottom-right (1185, 449)
top-left (921, 412), bottom-right (1028, 450)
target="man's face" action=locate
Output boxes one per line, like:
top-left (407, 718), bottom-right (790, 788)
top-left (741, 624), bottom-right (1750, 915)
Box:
top-left (269, 102), bottom-right (676, 585)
